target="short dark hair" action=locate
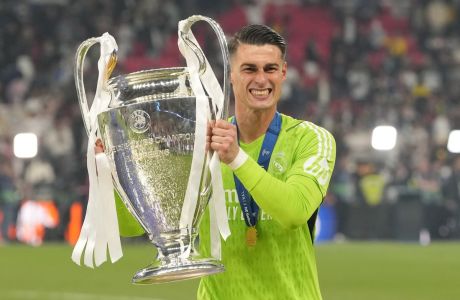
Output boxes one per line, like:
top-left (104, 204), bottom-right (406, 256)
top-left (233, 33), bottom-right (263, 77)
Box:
top-left (228, 24), bottom-right (287, 60)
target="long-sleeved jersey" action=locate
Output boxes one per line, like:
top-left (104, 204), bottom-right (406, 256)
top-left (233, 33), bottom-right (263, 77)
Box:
top-left (197, 114), bottom-right (336, 300)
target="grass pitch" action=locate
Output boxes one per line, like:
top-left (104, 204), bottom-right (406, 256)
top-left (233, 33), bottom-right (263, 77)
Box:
top-left (317, 242), bottom-right (460, 300)
top-left (0, 242), bottom-right (459, 300)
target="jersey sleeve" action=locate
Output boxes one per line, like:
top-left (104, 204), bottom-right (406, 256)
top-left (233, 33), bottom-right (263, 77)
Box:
top-left (233, 122), bottom-right (336, 229)
top-left (115, 190), bottom-right (145, 236)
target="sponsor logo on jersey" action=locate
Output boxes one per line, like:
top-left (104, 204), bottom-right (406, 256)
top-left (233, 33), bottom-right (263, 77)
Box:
top-left (224, 188), bottom-right (272, 221)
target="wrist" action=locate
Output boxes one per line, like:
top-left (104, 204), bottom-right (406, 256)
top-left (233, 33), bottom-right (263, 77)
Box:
top-left (228, 148), bottom-right (248, 170)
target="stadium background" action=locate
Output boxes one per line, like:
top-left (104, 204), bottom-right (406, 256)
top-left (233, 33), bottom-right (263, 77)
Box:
top-left (0, 0), bottom-right (460, 299)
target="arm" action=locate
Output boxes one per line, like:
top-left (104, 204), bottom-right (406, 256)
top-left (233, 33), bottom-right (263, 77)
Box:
top-left (211, 119), bottom-right (336, 229)
top-left (233, 156), bottom-right (326, 229)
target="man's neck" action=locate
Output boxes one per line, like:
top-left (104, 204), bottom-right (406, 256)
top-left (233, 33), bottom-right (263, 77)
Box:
top-left (235, 107), bottom-right (277, 143)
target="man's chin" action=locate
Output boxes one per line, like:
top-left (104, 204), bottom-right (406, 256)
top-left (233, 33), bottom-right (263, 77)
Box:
top-left (249, 96), bottom-right (272, 105)
top-left (248, 102), bottom-right (276, 111)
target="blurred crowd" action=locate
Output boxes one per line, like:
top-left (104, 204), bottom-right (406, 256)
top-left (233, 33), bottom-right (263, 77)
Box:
top-left (1, 0), bottom-right (460, 244)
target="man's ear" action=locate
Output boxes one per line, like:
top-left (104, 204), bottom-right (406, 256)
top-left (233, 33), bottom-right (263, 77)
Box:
top-left (282, 61), bottom-right (287, 80)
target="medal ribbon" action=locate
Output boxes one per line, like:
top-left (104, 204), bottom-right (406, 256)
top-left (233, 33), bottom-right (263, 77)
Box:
top-left (232, 112), bottom-right (281, 227)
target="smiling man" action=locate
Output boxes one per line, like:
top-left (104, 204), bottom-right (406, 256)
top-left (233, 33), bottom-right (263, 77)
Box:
top-left (198, 25), bottom-right (336, 300)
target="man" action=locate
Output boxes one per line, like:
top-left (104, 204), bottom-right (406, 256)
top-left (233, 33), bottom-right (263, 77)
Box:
top-left (197, 25), bottom-right (336, 300)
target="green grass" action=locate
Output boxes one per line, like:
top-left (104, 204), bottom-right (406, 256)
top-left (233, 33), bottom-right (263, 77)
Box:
top-left (0, 242), bottom-right (459, 300)
top-left (317, 242), bottom-right (460, 300)
top-left (0, 242), bottom-right (198, 300)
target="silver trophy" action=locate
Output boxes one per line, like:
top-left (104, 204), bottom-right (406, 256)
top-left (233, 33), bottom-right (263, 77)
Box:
top-left (74, 16), bottom-right (230, 284)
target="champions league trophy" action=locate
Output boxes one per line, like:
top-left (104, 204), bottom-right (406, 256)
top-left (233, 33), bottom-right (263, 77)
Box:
top-left (73, 15), bottom-right (230, 284)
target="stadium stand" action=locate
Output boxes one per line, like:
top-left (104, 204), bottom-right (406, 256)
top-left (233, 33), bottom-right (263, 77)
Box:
top-left (0, 0), bottom-right (459, 245)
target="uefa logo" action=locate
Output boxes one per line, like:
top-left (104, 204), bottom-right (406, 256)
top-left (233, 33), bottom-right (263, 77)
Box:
top-left (129, 110), bottom-right (151, 133)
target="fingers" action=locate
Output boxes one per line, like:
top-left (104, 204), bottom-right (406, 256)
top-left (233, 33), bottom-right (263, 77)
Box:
top-left (210, 120), bottom-right (237, 146)
top-left (211, 128), bottom-right (236, 140)
top-left (213, 119), bottom-right (234, 129)
top-left (209, 120), bottom-right (239, 164)
top-left (211, 120), bottom-right (236, 136)
top-left (206, 122), bottom-right (212, 152)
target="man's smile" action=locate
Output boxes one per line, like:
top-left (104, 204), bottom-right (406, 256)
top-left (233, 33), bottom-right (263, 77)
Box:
top-left (249, 88), bottom-right (272, 98)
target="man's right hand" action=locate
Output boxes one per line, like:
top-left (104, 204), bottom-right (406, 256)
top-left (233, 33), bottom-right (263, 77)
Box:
top-left (209, 119), bottom-right (240, 165)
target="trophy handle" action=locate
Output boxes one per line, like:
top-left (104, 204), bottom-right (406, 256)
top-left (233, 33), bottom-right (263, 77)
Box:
top-left (180, 15), bottom-right (231, 119)
top-left (74, 37), bottom-right (117, 136)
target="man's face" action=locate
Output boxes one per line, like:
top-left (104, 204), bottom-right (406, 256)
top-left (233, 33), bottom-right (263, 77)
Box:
top-left (230, 43), bottom-right (287, 112)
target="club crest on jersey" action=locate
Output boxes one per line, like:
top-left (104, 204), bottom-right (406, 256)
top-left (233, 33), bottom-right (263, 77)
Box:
top-left (272, 152), bottom-right (287, 175)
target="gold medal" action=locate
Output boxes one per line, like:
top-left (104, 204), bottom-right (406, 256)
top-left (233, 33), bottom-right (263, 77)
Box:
top-left (246, 226), bottom-right (257, 247)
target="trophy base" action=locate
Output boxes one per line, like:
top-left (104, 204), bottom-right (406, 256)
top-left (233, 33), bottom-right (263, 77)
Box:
top-left (132, 257), bottom-right (224, 284)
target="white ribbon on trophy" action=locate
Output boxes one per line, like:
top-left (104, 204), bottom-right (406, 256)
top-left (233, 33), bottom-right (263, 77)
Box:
top-left (178, 16), bottom-right (231, 260)
top-left (71, 33), bottom-right (123, 268)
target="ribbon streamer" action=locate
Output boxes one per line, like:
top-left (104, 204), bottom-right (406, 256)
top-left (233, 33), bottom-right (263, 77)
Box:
top-left (71, 33), bottom-right (123, 268)
top-left (178, 16), bottom-right (231, 260)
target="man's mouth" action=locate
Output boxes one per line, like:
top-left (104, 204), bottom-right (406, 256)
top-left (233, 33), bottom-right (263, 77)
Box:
top-left (250, 88), bottom-right (272, 97)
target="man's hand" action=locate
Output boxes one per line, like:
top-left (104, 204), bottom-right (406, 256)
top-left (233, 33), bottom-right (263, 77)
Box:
top-left (95, 138), bottom-right (105, 154)
top-left (209, 119), bottom-right (240, 164)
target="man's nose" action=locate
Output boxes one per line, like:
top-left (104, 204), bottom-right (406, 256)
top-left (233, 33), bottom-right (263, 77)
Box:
top-left (254, 70), bottom-right (268, 84)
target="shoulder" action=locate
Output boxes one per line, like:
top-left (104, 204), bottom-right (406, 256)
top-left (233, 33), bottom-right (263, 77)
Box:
top-left (280, 114), bottom-right (335, 145)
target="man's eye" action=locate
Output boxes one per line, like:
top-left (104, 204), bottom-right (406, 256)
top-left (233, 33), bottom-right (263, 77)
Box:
top-left (242, 67), bottom-right (256, 72)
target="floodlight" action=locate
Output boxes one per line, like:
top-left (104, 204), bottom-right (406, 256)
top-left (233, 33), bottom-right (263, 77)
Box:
top-left (447, 130), bottom-right (460, 153)
top-left (14, 133), bottom-right (38, 158)
top-left (371, 126), bottom-right (397, 151)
